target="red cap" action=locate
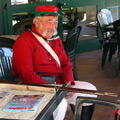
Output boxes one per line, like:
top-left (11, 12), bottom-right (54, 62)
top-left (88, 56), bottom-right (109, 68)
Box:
top-left (35, 5), bottom-right (59, 16)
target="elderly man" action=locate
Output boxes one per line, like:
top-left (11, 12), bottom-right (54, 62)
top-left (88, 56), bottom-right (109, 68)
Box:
top-left (12, 5), bottom-right (97, 120)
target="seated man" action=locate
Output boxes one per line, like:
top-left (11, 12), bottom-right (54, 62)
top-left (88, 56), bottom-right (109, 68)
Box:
top-left (12, 5), bottom-right (97, 120)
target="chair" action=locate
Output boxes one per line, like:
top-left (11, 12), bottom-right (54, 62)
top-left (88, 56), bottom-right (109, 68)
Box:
top-left (74, 96), bottom-right (120, 120)
top-left (113, 19), bottom-right (120, 76)
top-left (63, 25), bottom-right (81, 114)
top-left (0, 37), bottom-right (15, 82)
top-left (97, 8), bottom-right (117, 68)
top-left (0, 56), bottom-right (14, 81)
top-left (64, 25), bottom-right (82, 80)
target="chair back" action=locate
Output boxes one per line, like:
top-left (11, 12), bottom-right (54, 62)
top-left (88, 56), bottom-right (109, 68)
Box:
top-left (65, 25), bottom-right (81, 61)
top-left (64, 25), bottom-right (82, 80)
top-left (0, 56), bottom-right (14, 80)
top-left (74, 97), bottom-right (120, 120)
top-left (97, 8), bottom-right (113, 28)
top-left (97, 8), bottom-right (114, 40)
top-left (113, 19), bottom-right (120, 45)
top-left (0, 37), bottom-right (15, 81)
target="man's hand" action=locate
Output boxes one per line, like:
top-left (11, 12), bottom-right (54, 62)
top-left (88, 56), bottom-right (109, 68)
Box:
top-left (65, 82), bottom-right (75, 99)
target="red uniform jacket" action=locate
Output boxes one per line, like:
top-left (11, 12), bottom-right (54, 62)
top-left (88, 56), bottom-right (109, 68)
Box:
top-left (12, 26), bottom-right (75, 84)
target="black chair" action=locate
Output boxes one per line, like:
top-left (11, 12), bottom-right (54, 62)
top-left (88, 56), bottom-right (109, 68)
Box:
top-left (74, 96), bottom-right (120, 120)
top-left (64, 25), bottom-right (82, 80)
top-left (0, 37), bottom-right (15, 82)
top-left (97, 8), bottom-right (117, 68)
top-left (113, 19), bottom-right (120, 76)
top-left (0, 56), bottom-right (14, 81)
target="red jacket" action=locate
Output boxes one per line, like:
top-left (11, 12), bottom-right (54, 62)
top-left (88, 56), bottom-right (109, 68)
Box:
top-left (12, 26), bottom-right (75, 84)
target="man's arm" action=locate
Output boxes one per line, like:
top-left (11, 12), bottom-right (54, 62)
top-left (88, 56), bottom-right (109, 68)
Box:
top-left (12, 32), bottom-right (48, 84)
top-left (57, 38), bottom-right (75, 85)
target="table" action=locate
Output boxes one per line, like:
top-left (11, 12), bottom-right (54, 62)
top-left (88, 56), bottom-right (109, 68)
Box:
top-left (86, 22), bottom-right (97, 28)
top-left (0, 83), bottom-right (67, 120)
top-left (103, 24), bottom-right (115, 31)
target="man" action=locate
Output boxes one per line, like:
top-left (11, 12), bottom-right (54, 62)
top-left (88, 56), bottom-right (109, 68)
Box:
top-left (12, 5), bottom-right (97, 120)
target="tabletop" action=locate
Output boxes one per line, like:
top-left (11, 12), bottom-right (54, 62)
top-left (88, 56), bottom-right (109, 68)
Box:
top-left (104, 24), bottom-right (115, 31)
top-left (0, 83), bottom-right (67, 120)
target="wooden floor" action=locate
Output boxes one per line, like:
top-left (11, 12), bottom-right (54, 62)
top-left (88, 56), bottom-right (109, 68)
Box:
top-left (64, 49), bottom-right (120, 120)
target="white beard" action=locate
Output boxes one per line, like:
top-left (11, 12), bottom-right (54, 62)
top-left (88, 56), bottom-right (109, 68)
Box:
top-left (42, 29), bottom-right (58, 37)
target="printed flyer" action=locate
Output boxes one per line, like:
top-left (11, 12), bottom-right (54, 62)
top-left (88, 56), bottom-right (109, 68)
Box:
top-left (3, 94), bottom-right (44, 111)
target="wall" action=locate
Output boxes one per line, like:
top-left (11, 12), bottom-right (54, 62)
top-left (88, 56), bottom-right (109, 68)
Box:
top-left (0, 0), bottom-right (120, 53)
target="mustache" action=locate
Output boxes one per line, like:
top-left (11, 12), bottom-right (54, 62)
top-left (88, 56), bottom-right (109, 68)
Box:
top-left (46, 29), bottom-right (55, 33)
top-left (43, 29), bottom-right (57, 36)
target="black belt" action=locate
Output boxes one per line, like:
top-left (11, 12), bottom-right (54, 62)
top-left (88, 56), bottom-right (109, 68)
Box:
top-left (37, 73), bottom-right (56, 84)
top-left (15, 74), bottom-right (56, 84)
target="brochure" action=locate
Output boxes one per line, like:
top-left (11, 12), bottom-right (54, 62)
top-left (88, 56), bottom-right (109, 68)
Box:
top-left (3, 94), bottom-right (44, 111)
